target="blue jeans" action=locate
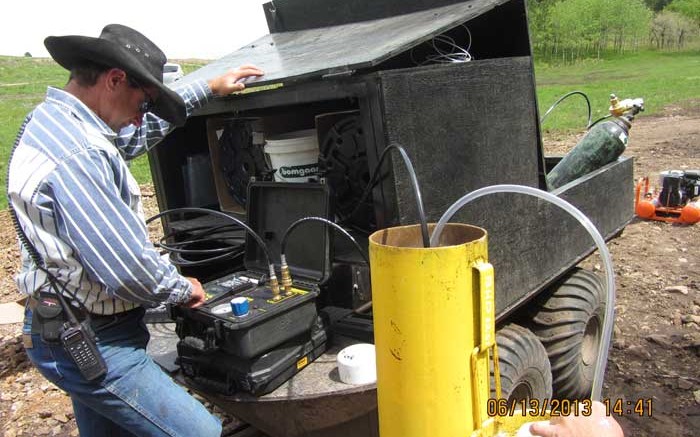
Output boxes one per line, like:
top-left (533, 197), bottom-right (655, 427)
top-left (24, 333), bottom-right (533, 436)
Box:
top-left (23, 307), bottom-right (221, 437)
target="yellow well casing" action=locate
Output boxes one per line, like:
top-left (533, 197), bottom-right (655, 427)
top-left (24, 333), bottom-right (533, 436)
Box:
top-left (369, 223), bottom-right (496, 437)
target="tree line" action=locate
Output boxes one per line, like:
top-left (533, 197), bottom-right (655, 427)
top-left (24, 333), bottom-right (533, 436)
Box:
top-left (528, 0), bottom-right (700, 62)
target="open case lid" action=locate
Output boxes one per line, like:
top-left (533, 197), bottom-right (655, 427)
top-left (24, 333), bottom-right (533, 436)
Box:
top-left (176, 0), bottom-right (511, 90)
top-left (244, 181), bottom-right (333, 283)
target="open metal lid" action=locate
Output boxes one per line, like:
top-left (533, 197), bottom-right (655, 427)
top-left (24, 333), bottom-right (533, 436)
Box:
top-left (176, 0), bottom-right (510, 90)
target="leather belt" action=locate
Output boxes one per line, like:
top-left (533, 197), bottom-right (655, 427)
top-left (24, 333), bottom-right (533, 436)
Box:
top-left (28, 296), bottom-right (137, 333)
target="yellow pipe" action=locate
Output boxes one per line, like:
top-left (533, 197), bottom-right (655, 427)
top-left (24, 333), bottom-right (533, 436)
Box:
top-left (369, 223), bottom-right (494, 437)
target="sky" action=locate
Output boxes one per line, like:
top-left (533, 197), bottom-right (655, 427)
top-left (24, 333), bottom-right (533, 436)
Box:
top-left (1, 0), bottom-right (271, 60)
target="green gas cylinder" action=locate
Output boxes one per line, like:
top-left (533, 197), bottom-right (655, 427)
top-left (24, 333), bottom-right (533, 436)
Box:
top-left (546, 115), bottom-right (632, 190)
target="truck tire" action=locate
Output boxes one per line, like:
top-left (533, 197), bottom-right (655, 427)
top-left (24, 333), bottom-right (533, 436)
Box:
top-left (527, 267), bottom-right (606, 400)
top-left (492, 324), bottom-right (553, 403)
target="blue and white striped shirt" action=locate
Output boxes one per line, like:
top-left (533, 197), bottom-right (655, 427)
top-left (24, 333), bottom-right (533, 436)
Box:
top-left (9, 80), bottom-right (212, 315)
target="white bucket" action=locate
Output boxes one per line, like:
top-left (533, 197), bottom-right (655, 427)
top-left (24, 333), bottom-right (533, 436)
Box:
top-left (264, 129), bottom-right (319, 182)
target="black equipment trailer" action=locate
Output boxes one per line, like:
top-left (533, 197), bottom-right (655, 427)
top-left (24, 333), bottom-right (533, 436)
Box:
top-left (146, 1), bottom-right (633, 435)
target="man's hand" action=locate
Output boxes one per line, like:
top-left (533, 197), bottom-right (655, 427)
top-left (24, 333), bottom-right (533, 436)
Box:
top-left (183, 277), bottom-right (207, 308)
top-left (207, 64), bottom-right (264, 96)
top-left (529, 401), bottom-right (624, 437)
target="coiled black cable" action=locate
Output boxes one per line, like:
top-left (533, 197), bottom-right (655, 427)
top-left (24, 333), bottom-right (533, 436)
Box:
top-left (344, 143), bottom-right (430, 247)
top-left (281, 216), bottom-right (369, 266)
top-left (155, 224), bottom-right (245, 267)
top-left (158, 224), bottom-right (242, 253)
top-left (146, 207), bottom-right (273, 267)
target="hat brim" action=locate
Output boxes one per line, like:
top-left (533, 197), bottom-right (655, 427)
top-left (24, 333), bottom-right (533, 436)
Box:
top-left (45, 35), bottom-right (187, 127)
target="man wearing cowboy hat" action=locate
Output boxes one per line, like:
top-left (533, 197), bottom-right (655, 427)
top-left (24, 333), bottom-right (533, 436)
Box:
top-left (8, 24), bottom-right (263, 436)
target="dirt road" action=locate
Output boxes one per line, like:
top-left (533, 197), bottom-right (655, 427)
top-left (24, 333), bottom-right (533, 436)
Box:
top-left (1, 110), bottom-right (699, 437)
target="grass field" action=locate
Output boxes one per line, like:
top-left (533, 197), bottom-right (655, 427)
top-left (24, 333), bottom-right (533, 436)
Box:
top-left (1, 51), bottom-right (699, 209)
top-left (535, 50), bottom-right (700, 133)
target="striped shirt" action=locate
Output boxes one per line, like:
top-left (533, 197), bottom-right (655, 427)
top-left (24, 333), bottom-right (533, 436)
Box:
top-left (8, 80), bottom-right (212, 315)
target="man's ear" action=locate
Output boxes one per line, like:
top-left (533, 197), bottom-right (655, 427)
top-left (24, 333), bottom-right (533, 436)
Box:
top-left (104, 68), bottom-right (127, 91)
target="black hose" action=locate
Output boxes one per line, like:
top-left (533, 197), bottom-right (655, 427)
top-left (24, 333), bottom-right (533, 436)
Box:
top-left (158, 224), bottom-right (242, 245)
top-left (158, 238), bottom-right (239, 253)
top-left (345, 144), bottom-right (430, 247)
top-left (156, 224), bottom-right (244, 253)
top-left (281, 216), bottom-right (369, 266)
top-left (167, 248), bottom-right (245, 267)
top-left (146, 207), bottom-right (273, 267)
top-left (587, 114), bottom-right (613, 130)
top-left (149, 221), bottom-right (245, 266)
top-left (540, 90), bottom-right (592, 129)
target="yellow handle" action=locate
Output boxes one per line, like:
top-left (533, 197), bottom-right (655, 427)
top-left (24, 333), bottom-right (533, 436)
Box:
top-left (470, 261), bottom-right (499, 436)
top-left (474, 261), bottom-right (495, 352)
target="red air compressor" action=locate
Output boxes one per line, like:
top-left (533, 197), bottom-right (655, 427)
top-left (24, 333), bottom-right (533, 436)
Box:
top-left (635, 170), bottom-right (700, 224)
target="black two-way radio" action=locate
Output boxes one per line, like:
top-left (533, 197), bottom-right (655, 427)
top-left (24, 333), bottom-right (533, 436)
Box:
top-left (60, 321), bottom-right (108, 381)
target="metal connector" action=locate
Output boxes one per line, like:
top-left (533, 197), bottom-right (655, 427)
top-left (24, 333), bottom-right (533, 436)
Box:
top-left (268, 264), bottom-right (282, 301)
top-left (609, 93), bottom-right (644, 117)
top-left (280, 254), bottom-right (294, 296)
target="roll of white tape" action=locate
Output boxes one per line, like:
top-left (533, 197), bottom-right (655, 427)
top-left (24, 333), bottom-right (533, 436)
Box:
top-left (337, 343), bottom-right (376, 385)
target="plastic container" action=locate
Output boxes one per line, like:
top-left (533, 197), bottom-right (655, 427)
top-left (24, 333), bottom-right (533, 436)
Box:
top-left (264, 129), bottom-right (319, 183)
top-left (337, 343), bottom-right (376, 385)
top-left (178, 322), bottom-right (328, 396)
top-left (230, 296), bottom-right (250, 317)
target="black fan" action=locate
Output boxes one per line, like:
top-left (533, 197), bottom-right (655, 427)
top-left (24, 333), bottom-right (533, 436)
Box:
top-left (218, 118), bottom-right (270, 206)
top-left (318, 115), bottom-right (375, 232)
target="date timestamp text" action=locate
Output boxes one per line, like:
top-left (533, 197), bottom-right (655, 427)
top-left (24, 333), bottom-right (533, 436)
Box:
top-left (487, 398), bottom-right (653, 418)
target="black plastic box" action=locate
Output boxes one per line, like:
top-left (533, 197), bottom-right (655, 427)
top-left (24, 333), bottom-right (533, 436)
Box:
top-left (178, 318), bottom-right (328, 396)
top-left (172, 181), bottom-right (333, 358)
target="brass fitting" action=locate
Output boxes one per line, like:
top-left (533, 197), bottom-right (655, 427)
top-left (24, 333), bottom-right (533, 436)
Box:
top-left (609, 93), bottom-right (644, 117)
top-left (608, 94), bottom-right (621, 115)
top-left (280, 255), bottom-right (294, 296)
top-left (268, 264), bottom-right (282, 301)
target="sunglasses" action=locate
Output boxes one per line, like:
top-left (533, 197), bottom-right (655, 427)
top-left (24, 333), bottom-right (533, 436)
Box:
top-left (127, 77), bottom-right (155, 114)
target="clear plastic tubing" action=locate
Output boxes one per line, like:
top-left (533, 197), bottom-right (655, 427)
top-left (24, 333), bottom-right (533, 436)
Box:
top-left (430, 184), bottom-right (615, 401)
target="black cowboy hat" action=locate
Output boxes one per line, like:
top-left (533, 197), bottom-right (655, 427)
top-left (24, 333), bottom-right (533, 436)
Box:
top-left (45, 24), bottom-right (186, 126)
